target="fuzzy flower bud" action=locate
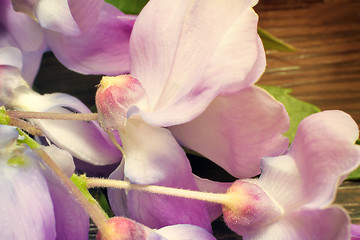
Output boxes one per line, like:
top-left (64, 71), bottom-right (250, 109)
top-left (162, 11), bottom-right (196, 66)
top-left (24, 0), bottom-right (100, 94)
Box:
top-left (96, 217), bottom-right (150, 240)
top-left (95, 75), bottom-right (147, 130)
top-left (222, 180), bottom-right (283, 236)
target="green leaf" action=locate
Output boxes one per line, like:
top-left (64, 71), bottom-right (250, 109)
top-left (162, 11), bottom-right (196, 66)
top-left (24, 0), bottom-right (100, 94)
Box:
top-left (105, 0), bottom-right (149, 15)
top-left (261, 85), bottom-right (320, 142)
top-left (258, 27), bottom-right (296, 52)
top-left (0, 106), bottom-right (10, 125)
top-left (346, 139), bottom-right (360, 181)
top-left (346, 166), bottom-right (360, 181)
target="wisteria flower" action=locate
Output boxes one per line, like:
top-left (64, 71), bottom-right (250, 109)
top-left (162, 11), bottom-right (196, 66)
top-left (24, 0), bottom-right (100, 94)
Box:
top-left (0, 0), bottom-right (46, 84)
top-left (95, 0), bottom-right (289, 231)
top-left (97, 217), bottom-right (216, 240)
top-left (352, 224), bottom-right (360, 240)
top-left (0, 124), bottom-right (89, 239)
top-left (10, 0), bottom-right (136, 77)
top-left (222, 111), bottom-right (360, 239)
top-left (0, 66), bottom-right (122, 168)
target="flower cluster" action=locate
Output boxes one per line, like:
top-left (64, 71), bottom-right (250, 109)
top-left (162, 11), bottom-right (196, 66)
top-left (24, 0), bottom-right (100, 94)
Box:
top-left (0, 0), bottom-right (359, 239)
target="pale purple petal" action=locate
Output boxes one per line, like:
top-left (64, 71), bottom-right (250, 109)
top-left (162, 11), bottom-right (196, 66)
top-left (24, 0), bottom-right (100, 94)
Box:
top-left (170, 86), bottom-right (289, 178)
top-left (44, 3), bottom-right (135, 75)
top-left (258, 111), bottom-right (360, 210)
top-left (289, 110), bottom-right (360, 208)
top-left (1, 0), bottom-right (46, 84)
top-left (257, 155), bottom-right (304, 211)
top-left (108, 160), bottom-right (129, 217)
top-left (0, 47), bottom-right (22, 69)
top-left (34, 0), bottom-right (81, 35)
top-left (194, 175), bottom-right (231, 221)
top-left (67, 0), bottom-right (103, 33)
top-left (156, 224), bottom-right (216, 240)
top-left (351, 224), bottom-right (360, 240)
top-left (120, 117), bottom-right (211, 231)
top-left (10, 87), bottom-right (122, 165)
top-left (0, 147), bottom-right (56, 239)
top-left (42, 145), bottom-right (75, 177)
top-left (247, 207), bottom-right (350, 240)
top-left (3, 0), bottom-right (45, 52)
top-left (0, 125), bottom-right (18, 146)
top-left (131, 0), bottom-right (263, 126)
top-left (43, 168), bottom-right (89, 240)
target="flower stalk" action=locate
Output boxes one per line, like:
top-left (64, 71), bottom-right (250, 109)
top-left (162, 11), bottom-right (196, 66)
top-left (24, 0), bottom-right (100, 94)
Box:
top-left (86, 177), bottom-right (233, 206)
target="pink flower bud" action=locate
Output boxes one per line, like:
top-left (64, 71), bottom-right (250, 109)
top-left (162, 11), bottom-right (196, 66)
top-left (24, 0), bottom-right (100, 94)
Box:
top-left (222, 180), bottom-right (283, 236)
top-left (95, 75), bottom-right (147, 130)
top-left (96, 217), bottom-right (147, 240)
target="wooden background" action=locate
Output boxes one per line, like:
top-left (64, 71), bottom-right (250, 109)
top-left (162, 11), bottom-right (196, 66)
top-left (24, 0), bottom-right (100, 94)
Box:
top-left (33, 0), bottom-right (360, 239)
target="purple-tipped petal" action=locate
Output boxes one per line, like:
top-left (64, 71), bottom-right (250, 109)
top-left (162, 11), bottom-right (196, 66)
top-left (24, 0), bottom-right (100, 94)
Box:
top-left (156, 224), bottom-right (216, 240)
top-left (44, 3), bottom-right (135, 75)
top-left (170, 86), bottom-right (289, 178)
top-left (10, 87), bottom-right (122, 165)
top-left (120, 117), bottom-right (211, 231)
top-left (130, 0), bottom-right (264, 126)
top-left (289, 110), bottom-right (360, 207)
top-left (247, 207), bottom-right (350, 240)
top-left (0, 145), bottom-right (56, 239)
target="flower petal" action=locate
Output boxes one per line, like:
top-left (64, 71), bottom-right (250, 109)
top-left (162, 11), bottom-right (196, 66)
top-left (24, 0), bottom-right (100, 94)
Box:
top-left (130, 0), bottom-right (263, 126)
top-left (108, 160), bottom-right (129, 217)
top-left (194, 175), bottom-right (231, 221)
top-left (170, 86), bottom-right (289, 178)
top-left (3, 0), bottom-right (45, 52)
top-left (289, 110), bottom-right (360, 207)
top-left (351, 224), bottom-right (360, 240)
top-left (119, 117), bottom-right (211, 231)
top-left (34, 0), bottom-right (81, 35)
top-left (44, 3), bottom-right (135, 75)
top-left (156, 224), bottom-right (216, 240)
top-left (247, 207), bottom-right (350, 240)
top-left (10, 87), bottom-right (122, 165)
top-left (0, 145), bottom-right (56, 239)
top-left (67, 0), bottom-right (103, 33)
top-left (43, 167), bottom-right (89, 240)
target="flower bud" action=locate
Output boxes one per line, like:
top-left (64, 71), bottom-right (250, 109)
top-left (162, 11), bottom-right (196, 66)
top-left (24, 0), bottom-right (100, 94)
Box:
top-left (95, 75), bottom-right (147, 130)
top-left (222, 180), bottom-right (283, 236)
top-left (96, 217), bottom-right (148, 240)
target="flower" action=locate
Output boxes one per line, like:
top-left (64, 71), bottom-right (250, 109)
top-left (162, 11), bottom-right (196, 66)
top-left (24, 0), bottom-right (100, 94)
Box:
top-left (0, 0), bottom-right (46, 84)
top-left (0, 124), bottom-right (89, 239)
top-left (9, 0), bottom-right (136, 77)
top-left (96, 0), bottom-right (289, 231)
top-left (0, 66), bottom-right (122, 168)
top-left (222, 110), bottom-right (360, 239)
top-left (352, 224), bottom-right (360, 240)
top-left (97, 217), bottom-right (216, 240)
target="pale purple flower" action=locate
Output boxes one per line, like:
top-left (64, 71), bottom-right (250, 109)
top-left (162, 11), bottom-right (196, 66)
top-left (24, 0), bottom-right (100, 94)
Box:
top-left (0, 66), bottom-right (122, 167)
top-left (99, 0), bottom-right (289, 231)
top-left (222, 111), bottom-right (360, 239)
top-left (10, 0), bottom-right (136, 77)
top-left (0, 0), bottom-right (46, 84)
top-left (0, 124), bottom-right (89, 239)
top-left (352, 224), bottom-right (360, 240)
top-left (97, 217), bottom-right (216, 240)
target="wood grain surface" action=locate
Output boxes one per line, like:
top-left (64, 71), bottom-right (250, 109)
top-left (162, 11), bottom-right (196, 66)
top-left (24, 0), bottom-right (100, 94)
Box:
top-left (32, 0), bottom-right (360, 238)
